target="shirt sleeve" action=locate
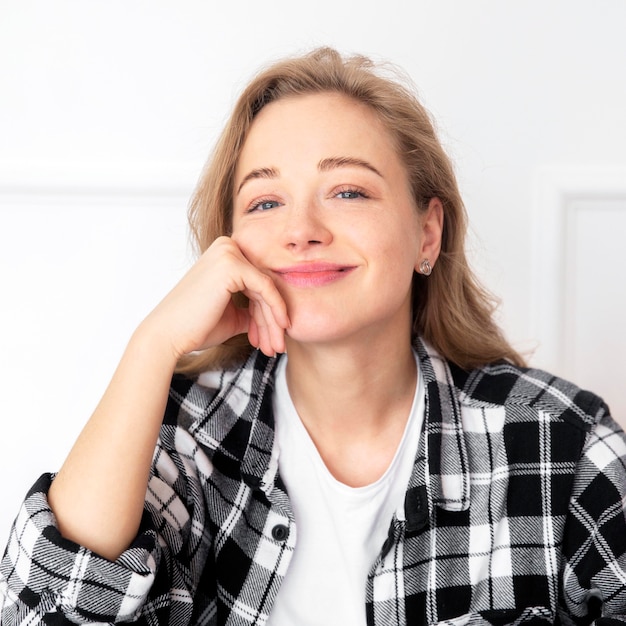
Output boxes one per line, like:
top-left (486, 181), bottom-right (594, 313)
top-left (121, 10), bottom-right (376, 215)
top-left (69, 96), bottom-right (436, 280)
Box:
top-left (561, 408), bottom-right (626, 623)
top-left (0, 422), bottom-right (213, 625)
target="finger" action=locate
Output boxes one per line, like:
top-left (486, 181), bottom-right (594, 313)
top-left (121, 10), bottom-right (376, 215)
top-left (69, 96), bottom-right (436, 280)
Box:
top-left (241, 272), bottom-right (290, 332)
top-left (226, 238), bottom-right (290, 330)
top-left (256, 297), bottom-right (286, 354)
top-left (236, 272), bottom-right (288, 355)
top-left (246, 301), bottom-right (260, 350)
top-left (250, 297), bottom-right (277, 357)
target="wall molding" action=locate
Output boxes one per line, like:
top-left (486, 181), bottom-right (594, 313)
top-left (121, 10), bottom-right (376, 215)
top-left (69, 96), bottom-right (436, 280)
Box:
top-left (531, 165), bottom-right (626, 371)
top-left (0, 161), bottom-right (200, 201)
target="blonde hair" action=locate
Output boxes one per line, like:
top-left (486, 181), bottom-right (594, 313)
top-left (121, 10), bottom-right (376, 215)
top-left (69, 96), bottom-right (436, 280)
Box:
top-left (177, 47), bottom-right (525, 374)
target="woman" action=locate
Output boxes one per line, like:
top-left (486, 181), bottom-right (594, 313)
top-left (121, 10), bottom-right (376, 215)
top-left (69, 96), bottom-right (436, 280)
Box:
top-left (1, 47), bottom-right (625, 625)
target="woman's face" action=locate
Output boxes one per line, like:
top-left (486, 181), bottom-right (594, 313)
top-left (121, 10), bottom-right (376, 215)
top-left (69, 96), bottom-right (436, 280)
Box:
top-left (231, 92), bottom-right (441, 348)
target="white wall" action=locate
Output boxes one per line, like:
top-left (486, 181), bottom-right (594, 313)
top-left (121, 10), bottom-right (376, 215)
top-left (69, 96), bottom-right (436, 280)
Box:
top-left (1, 0), bottom-right (625, 543)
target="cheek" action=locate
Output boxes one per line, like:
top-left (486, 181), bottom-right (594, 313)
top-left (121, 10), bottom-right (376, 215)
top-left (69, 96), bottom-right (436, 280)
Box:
top-left (230, 225), bottom-right (263, 264)
top-left (367, 219), bottom-right (421, 271)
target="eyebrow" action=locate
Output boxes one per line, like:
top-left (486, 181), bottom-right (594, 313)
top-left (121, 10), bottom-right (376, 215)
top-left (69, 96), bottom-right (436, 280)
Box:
top-left (318, 156), bottom-right (383, 178)
top-left (236, 156), bottom-right (383, 195)
top-left (236, 167), bottom-right (279, 195)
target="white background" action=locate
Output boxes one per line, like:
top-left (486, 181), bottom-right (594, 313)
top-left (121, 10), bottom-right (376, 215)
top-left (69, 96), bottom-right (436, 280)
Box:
top-left (1, 1), bottom-right (625, 543)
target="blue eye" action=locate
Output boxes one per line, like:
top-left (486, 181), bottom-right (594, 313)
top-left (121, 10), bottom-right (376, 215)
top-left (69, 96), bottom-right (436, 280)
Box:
top-left (335, 188), bottom-right (368, 200)
top-left (249, 199), bottom-right (281, 212)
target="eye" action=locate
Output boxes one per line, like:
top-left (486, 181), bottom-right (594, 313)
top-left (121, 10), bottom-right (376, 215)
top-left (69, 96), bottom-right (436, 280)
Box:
top-left (334, 186), bottom-right (369, 200)
top-left (247, 198), bottom-right (282, 212)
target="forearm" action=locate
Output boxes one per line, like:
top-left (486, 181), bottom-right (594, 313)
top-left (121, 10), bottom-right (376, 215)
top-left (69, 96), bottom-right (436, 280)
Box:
top-left (48, 322), bottom-right (178, 561)
top-left (47, 238), bottom-right (288, 562)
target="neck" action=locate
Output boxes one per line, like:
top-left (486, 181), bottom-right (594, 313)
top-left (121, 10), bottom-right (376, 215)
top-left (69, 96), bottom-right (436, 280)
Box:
top-left (282, 334), bottom-right (418, 487)
top-left (284, 333), bottom-right (417, 435)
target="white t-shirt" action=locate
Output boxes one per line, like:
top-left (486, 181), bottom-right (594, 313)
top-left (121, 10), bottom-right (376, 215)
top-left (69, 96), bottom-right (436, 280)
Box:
top-left (267, 353), bottom-right (424, 625)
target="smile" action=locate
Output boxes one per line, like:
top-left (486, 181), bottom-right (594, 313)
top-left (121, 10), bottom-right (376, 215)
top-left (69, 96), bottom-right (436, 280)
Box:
top-left (273, 263), bottom-right (356, 287)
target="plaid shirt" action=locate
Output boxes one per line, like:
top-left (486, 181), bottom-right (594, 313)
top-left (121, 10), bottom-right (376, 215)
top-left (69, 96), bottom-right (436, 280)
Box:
top-left (2, 339), bottom-right (626, 625)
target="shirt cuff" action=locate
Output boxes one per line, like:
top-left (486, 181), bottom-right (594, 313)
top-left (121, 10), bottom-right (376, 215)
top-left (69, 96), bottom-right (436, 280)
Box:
top-left (1, 473), bottom-right (160, 624)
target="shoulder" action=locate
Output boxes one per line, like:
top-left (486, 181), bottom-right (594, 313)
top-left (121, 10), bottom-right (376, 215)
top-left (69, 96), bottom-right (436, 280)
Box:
top-left (451, 360), bottom-right (608, 434)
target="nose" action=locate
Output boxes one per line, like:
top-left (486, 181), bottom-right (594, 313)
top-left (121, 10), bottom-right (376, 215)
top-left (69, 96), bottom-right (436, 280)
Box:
top-left (282, 199), bottom-right (333, 250)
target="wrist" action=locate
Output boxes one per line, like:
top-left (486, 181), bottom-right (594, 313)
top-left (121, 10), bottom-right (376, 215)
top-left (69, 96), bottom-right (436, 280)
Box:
top-left (129, 317), bottom-right (181, 371)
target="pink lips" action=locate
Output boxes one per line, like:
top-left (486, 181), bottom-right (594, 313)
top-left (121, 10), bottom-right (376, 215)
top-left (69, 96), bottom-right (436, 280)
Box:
top-left (273, 262), bottom-right (356, 287)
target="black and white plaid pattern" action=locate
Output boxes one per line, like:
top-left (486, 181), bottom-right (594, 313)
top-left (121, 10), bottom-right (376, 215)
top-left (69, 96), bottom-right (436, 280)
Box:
top-left (2, 339), bottom-right (626, 625)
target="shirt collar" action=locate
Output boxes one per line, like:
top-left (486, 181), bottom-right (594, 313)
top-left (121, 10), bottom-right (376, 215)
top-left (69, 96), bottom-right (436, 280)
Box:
top-left (415, 337), bottom-right (471, 512)
top-left (192, 350), bottom-right (280, 490)
top-left (193, 340), bottom-right (471, 511)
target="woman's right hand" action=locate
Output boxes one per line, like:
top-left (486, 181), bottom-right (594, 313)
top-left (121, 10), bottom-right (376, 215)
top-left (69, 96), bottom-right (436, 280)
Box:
top-left (48, 236), bottom-right (289, 561)
top-left (140, 236), bottom-right (290, 360)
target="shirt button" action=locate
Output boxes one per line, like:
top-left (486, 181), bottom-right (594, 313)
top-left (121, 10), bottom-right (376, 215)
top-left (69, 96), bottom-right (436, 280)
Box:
top-left (271, 524), bottom-right (289, 541)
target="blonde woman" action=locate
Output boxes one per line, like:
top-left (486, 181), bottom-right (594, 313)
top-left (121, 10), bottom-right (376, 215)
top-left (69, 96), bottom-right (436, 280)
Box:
top-left (2, 48), bottom-right (625, 625)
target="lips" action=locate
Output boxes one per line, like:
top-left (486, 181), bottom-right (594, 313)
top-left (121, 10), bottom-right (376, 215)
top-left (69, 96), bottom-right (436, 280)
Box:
top-left (272, 262), bottom-right (356, 287)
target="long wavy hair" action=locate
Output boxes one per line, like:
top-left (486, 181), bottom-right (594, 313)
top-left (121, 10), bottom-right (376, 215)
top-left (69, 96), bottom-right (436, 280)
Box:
top-left (177, 47), bottom-right (525, 374)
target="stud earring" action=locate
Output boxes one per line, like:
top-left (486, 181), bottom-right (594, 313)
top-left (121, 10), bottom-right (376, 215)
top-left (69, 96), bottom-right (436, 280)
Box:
top-left (419, 259), bottom-right (432, 276)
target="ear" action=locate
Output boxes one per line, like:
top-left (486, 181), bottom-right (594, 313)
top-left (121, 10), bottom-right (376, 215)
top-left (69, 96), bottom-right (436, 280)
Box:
top-left (415, 197), bottom-right (444, 271)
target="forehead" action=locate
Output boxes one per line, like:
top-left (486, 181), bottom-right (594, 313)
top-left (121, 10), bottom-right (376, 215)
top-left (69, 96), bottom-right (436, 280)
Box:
top-left (236, 92), bottom-right (400, 174)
